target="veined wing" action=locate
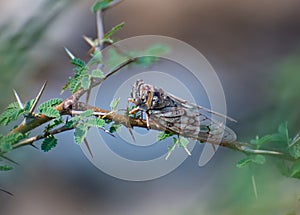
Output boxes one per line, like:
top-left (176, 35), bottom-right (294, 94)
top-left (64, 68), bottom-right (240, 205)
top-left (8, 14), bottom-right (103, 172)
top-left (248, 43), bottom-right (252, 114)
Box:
top-left (149, 96), bottom-right (237, 144)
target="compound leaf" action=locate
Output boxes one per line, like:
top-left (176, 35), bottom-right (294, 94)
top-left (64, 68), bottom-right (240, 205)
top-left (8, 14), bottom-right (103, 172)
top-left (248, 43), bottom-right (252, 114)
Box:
top-left (74, 124), bottom-right (88, 144)
top-left (41, 135), bottom-right (57, 152)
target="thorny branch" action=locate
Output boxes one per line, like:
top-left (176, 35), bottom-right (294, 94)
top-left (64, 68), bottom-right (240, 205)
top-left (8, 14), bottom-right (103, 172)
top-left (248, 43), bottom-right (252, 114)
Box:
top-left (2, 0), bottom-right (296, 165)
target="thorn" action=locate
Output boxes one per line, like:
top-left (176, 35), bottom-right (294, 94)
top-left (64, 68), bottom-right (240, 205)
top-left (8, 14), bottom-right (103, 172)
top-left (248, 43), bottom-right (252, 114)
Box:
top-left (29, 81), bottom-right (47, 114)
top-left (289, 133), bottom-right (300, 148)
top-left (100, 127), bottom-right (115, 137)
top-left (13, 89), bottom-right (24, 109)
top-left (64, 47), bottom-right (75, 60)
top-left (128, 128), bottom-right (136, 143)
top-left (83, 36), bottom-right (97, 56)
top-left (83, 35), bottom-right (95, 48)
top-left (0, 155), bottom-right (19, 165)
top-left (252, 175), bottom-right (258, 199)
top-left (84, 138), bottom-right (93, 158)
top-left (30, 144), bottom-right (38, 150)
top-left (183, 146), bottom-right (191, 156)
top-left (0, 187), bottom-right (13, 196)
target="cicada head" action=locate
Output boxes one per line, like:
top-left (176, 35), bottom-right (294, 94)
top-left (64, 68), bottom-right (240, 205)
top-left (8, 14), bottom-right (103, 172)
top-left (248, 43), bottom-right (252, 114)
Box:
top-left (130, 79), bottom-right (158, 111)
top-left (130, 79), bottom-right (144, 105)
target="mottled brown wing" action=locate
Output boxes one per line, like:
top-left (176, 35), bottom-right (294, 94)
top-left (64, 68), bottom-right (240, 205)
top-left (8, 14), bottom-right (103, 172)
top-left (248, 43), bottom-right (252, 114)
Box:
top-left (149, 95), bottom-right (237, 144)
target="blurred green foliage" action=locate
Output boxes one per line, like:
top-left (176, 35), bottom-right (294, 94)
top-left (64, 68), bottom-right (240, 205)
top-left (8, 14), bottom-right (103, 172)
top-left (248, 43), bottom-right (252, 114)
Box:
top-left (271, 53), bottom-right (300, 132)
top-left (0, 0), bottom-right (70, 109)
top-left (199, 51), bottom-right (300, 215)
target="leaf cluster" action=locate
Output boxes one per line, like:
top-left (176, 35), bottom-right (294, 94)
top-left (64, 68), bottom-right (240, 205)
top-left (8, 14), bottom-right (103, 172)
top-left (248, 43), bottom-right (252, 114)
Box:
top-left (0, 100), bottom-right (34, 126)
top-left (62, 54), bottom-right (105, 94)
top-left (237, 122), bottom-right (300, 179)
top-left (162, 134), bottom-right (190, 160)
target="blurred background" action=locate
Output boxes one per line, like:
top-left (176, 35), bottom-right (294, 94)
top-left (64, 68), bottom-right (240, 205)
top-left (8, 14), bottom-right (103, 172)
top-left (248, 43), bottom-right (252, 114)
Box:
top-left (1, 0), bottom-right (300, 214)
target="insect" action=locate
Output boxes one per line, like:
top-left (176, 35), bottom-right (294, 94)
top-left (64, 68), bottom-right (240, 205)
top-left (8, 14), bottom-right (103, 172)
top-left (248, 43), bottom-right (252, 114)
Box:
top-left (128, 79), bottom-right (237, 144)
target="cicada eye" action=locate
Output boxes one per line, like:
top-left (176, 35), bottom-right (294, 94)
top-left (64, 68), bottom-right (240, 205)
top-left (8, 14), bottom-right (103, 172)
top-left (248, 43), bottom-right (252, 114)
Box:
top-left (141, 97), bottom-right (146, 103)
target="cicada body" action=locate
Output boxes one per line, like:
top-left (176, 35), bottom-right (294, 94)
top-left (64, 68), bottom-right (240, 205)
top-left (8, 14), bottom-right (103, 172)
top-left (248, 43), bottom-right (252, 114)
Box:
top-left (129, 80), bottom-right (237, 144)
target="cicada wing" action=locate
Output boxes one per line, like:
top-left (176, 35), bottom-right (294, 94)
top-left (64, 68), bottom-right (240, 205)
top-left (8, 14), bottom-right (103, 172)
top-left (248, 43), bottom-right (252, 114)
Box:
top-left (149, 106), bottom-right (201, 138)
top-left (166, 92), bottom-right (237, 143)
top-left (166, 92), bottom-right (237, 122)
top-left (149, 104), bottom-right (237, 144)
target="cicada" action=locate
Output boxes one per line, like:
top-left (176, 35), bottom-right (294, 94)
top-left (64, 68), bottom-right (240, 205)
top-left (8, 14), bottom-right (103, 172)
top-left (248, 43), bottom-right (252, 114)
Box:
top-left (128, 80), bottom-right (237, 144)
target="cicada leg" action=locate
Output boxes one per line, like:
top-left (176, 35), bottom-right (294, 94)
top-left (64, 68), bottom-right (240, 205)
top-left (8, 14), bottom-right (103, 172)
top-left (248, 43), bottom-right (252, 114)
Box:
top-left (145, 111), bottom-right (151, 130)
top-left (126, 98), bottom-right (138, 142)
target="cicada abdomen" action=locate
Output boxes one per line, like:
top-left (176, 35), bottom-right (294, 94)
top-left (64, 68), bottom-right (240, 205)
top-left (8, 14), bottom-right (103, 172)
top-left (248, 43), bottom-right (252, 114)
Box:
top-left (129, 79), bottom-right (237, 144)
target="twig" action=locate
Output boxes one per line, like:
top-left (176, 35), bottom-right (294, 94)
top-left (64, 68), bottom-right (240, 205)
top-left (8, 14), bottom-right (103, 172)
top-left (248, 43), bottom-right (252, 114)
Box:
top-left (96, 10), bottom-right (104, 50)
top-left (3, 0), bottom-right (295, 166)
top-left (13, 126), bottom-right (74, 149)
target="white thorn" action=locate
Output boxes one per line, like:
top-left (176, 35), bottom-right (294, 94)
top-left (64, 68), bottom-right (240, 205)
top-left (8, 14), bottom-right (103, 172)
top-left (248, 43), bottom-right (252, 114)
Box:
top-left (83, 35), bottom-right (95, 48)
top-left (29, 81), bottom-right (47, 114)
top-left (64, 47), bottom-right (75, 59)
top-left (13, 89), bottom-right (24, 109)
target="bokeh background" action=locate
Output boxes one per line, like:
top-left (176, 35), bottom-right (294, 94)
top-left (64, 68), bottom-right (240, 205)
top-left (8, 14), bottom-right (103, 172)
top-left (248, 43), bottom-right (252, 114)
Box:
top-left (1, 0), bottom-right (300, 214)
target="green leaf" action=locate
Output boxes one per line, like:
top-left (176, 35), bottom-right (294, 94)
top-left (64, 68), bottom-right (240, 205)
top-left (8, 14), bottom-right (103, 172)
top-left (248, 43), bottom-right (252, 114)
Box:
top-left (0, 142), bottom-right (13, 152)
top-left (106, 48), bottom-right (129, 69)
top-left (103, 22), bottom-right (125, 41)
top-left (81, 75), bottom-right (91, 90)
top-left (39, 107), bottom-right (60, 118)
top-left (290, 160), bottom-right (300, 179)
top-left (0, 102), bottom-right (24, 125)
top-left (91, 0), bottom-right (113, 13)
top-left (44, 117), bottom-right (64, 132)
top-left (68, 76), bottom-right (82, 93)
top-left (71, 58), bottom-right (87, 69)
top-left (109, 123), bottom-right (122, 133)
top-left (110, 98), bottom-right (120, 111)
top-left (132, 44), bottom-right (170, 67)
top-left (278, 122), bottom-right (289, 144)
top-left (236, 155), bottom-right (266, 168)
top-left (0, 133), bottom-right (25, 152)
top-left (179, 137), bottom-right (189, 147)
top-left (289, 144), bottom-right (300, 159)
top-left (65, 115), bottom-right (81, 128)
top-left (236, 157), bottom-right (253, 168)
top-left (63, 56), bottom-right (91, 93)
top-left (144, 44), bottom-right (170, 56)
top-left (41, 135), bottom-right (57, 152)
top-left (80, 109), bottom-right (94, 118)
top-left (86, 118), bottom-right (105, 128)
top-left (74, 124), bottom-right (88, 144)
top-left (157, 131), bottom-right (174, 141)
top-left (38, 98), bottom-right (62, 111)
top-left (269, 133), bottom-right (286, 142)
top-left (91, 69), bottom-right (104, 78)
top-left (23, 99), bottom-right (35, 112)
top-left (252, 155), bottom-right (266, 165)
top-left (253, 133), bottom-right (286, 147)
top-left (135, 56), bottom-right (157, 67)
top-left (275, 160), bottom-right (290, 177)
top-left (0, 165), bottom-right (13, 171)
top-left (89, 50), bottom-right (102, 66)
top-left (256, 135), bottom-right (273, 147)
